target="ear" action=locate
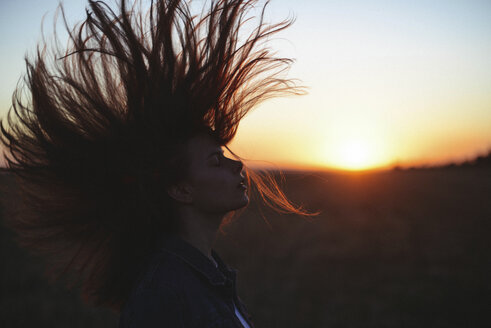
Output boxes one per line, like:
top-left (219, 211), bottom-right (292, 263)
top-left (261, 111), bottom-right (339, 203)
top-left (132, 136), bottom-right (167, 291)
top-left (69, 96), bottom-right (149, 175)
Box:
top-left (166, 182), bottom-right (193, 204)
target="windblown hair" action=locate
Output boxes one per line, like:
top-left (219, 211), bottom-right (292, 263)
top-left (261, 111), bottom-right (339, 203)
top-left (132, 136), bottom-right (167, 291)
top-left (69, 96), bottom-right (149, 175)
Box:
top-left (0, 0), bottom-right (314, 310)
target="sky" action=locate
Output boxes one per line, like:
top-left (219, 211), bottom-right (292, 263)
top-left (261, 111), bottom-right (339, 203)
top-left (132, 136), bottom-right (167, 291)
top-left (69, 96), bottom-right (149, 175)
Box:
top-left (1, 0), bottom-right (490, 171)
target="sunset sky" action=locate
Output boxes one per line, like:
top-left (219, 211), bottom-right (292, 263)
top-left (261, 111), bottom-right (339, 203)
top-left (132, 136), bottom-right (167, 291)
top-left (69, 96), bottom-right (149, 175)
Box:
top-left (1, 0), bottom-right (490, 171)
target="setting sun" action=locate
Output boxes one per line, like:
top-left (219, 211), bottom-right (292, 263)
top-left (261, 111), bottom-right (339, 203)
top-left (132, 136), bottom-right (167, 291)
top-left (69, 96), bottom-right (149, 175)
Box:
top-left (315, 132), bottom-right (394, 171)
top-left (337, 139), bottom-right (371, 170)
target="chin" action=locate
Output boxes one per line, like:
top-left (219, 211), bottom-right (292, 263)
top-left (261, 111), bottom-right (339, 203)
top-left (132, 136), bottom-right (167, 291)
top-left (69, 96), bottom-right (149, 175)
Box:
top-left (239, 195), bottom-right (249, 208)
top-left (231, 194), bottom-right (249, 211)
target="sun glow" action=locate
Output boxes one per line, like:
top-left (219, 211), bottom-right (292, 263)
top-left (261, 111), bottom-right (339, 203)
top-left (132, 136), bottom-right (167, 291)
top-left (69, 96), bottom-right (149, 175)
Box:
top-left (338, 140), bottom-right (370, 169)
top-left (319, 135), bottom-right (392, 171)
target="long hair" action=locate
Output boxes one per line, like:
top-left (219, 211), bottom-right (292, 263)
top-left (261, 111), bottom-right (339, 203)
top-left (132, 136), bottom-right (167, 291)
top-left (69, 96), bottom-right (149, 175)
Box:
top-left (0, 0), bottom-right (316, 311)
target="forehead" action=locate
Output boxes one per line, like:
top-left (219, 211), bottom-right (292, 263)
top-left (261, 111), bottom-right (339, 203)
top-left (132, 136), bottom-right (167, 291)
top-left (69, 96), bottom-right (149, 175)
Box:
top-left (186, 133), bottom-right (222, 160)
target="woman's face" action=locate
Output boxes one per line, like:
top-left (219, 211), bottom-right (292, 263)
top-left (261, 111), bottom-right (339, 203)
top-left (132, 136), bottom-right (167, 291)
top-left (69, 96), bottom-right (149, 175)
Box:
top-left (180, 133), bottom-right (249, 214)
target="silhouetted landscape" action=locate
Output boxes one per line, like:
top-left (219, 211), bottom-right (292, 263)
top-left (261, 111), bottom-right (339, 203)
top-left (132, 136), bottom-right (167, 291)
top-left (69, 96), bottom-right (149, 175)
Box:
top-left (1, 163), bottom-right (490, 327)
top-left (392, 148), bottom-right (491, 171)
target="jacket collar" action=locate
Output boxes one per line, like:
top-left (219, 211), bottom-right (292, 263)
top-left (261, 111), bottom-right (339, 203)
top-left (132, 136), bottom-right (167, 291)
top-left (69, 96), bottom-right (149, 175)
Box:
top-left (159, 235), bottom-right (237, 287)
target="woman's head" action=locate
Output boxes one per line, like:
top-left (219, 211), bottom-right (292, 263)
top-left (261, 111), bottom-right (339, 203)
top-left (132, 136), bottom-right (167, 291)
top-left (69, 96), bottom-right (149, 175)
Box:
top-left (167, 131), bottom-right (248, 216)
top-left (0, 0), bottom-right (313, 310)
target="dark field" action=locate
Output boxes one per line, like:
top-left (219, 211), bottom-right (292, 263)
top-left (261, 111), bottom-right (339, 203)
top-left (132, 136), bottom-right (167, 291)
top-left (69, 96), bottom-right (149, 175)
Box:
top-left (1, 168), bottom-right (490, 327)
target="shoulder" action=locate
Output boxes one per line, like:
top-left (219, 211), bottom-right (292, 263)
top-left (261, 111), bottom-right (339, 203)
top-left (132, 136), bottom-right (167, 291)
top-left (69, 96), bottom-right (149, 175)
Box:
top-left (126, 248), bottom-right (208, 304)
top-left (135, 249), bottom-right (197, 291)
top-left (119, 284), bottom-right (185, 328)
top-left (119, 251), bottom-right (187, 327)
top-left (119, 240), bottom-right (250, 328)
top-left (119, 250), bottom-right (211, 328)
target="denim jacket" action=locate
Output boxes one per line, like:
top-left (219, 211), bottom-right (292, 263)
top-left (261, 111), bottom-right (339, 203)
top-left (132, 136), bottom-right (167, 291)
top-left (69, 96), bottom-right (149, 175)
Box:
top-left (118, 235), bottom-right (255, 328)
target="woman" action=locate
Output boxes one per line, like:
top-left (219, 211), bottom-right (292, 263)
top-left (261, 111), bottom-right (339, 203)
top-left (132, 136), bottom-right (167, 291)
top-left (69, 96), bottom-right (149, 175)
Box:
top-left (118, 130), bottom-right (255, 327)
top-left (0, 0), bottom-right (315, 326)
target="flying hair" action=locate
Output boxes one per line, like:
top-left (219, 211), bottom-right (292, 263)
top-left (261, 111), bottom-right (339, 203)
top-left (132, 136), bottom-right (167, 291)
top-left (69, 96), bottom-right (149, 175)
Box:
top-left (0, 0), bottom-right (317, 310)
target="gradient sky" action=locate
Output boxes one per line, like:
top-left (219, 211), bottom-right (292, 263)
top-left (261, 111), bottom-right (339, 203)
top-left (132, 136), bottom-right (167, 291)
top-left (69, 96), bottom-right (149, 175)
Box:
top-left (1, 0), bottom-right (490, 170)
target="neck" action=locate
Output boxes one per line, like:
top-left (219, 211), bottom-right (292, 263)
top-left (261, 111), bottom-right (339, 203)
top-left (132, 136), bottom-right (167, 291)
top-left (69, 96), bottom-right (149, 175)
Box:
top-left (174, 206), bottom-right (224, 261)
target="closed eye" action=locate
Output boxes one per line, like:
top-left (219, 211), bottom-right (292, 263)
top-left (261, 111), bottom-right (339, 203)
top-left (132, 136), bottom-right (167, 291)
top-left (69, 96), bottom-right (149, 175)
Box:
top-left (212, 154), bottom-right (221, 166)
top-left (207, 149), bottom-right (225, 166)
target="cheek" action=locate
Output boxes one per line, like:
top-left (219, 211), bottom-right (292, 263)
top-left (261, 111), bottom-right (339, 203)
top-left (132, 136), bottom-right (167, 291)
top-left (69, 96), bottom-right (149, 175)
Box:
top-left (192, 172), bottom-right (229, 199)
top-left (191, 172), bottom-right (242, 211)
top-left (198, 177), bottom-right (228, 197)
